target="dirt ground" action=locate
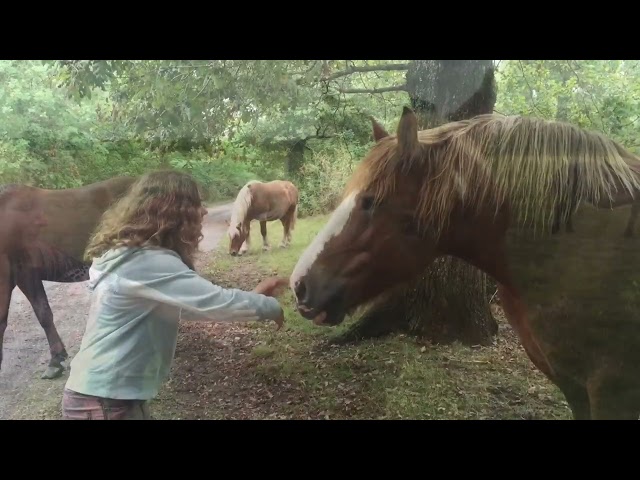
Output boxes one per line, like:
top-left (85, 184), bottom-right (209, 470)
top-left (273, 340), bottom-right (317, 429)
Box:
top-left (0, 202), bottom-right (233, 420)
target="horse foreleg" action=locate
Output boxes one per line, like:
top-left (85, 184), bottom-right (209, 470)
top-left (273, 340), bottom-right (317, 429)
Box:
top-left (555, 376), bottom-right (591, 419)
top-left (623, 202), bottom-right (640, 238)
top-left (586, 370), bottom-right (640, 420)
top-left (16, 272), bottom-right (68, 380)
top-left (497, 285), bottom-right (557, 380)
top-left (239, 222), bottom-right (251, 256)
top-left (0, 256), bottom-right (16, 373)
top-left (260, 221), bottom-right (271, 251)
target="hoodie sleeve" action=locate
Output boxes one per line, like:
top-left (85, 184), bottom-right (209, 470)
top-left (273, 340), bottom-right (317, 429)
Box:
top-left (116, 250), bottom-right (283, 323)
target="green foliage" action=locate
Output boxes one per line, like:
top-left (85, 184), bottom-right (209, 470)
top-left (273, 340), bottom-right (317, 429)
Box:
top-left (0, 60), bottom-right (95, 186)
top-left (495, 60), bottom-right (640, 153)
top-left (165, 148), bottom-right (259, 202)
top-left (295, 140), bottom-right (366, 217)
top-left (8, 59), bottom-right (639, 221)
top-left (0, 60), bottom-right (270, 199)
top-left (51, 60), bottom-right (410, 184)
top-left (52, 60), bottom-right (313, 149)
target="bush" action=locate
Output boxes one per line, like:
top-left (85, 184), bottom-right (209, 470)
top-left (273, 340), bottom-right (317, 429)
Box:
top-left (296, 143), bottom-right (363, 217)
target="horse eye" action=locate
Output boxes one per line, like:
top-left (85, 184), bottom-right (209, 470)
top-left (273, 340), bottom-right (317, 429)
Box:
top-left (361, 195), bottom-right (375, 211)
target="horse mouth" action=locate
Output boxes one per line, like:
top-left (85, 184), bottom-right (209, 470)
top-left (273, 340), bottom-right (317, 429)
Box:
top-left (298, 305), bottom-right (347, 327)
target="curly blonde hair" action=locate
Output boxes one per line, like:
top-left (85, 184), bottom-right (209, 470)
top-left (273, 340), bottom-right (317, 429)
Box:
top-left (85, 170), bottom-right (204, 269)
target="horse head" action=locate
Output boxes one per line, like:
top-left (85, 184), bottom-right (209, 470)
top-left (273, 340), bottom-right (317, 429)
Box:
top-left (226, 218), bottom-right (248, 256)
top-left (289, 107), bottom-right (442, 326)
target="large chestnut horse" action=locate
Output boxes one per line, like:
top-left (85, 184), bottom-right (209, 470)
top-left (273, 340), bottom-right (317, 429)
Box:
top-left (0, 176), bottom-right (137, 379)
top-left (291, 106), bottom-right (640, 420)
top-left (227, 180), bottom-right (298, 256)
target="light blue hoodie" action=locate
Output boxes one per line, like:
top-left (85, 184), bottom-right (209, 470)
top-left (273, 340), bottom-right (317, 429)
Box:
top-left (64, 246), bottom-right (282, 400)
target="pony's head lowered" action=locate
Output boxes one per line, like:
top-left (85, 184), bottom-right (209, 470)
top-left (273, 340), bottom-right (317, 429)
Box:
top-left (227, 220), bottom-right (247, 256)
top-left (227, 181), bottom-right (257, 256)
top-left (289, 106), bottom-right (640, 326)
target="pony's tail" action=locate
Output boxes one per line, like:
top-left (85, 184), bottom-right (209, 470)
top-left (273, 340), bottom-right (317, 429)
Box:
top-left (290, 203), bottom-right (298, 232)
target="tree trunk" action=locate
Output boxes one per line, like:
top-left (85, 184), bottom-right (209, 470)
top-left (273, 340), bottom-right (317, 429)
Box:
top-left (286, 139), bottom-right (306, 177)
top-left (334, 60), bottom-right (499, 346)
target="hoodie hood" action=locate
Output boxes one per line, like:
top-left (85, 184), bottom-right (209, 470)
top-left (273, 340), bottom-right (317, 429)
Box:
top-left (88, 247), bottom-right (142, 291)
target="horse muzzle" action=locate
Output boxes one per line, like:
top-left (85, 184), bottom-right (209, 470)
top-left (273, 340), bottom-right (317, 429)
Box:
top-left (293, 274), bottom-right (348, 326)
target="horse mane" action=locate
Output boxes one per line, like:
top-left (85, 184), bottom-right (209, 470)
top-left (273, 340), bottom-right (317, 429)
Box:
top-left (346, 114), bottom-right (640, 236)
top-left (228, 180), bottom-right (260, 236)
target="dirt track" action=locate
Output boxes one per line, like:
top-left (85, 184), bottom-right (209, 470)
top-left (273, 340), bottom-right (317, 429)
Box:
top-left (0, 202), bottom-right (232, 420)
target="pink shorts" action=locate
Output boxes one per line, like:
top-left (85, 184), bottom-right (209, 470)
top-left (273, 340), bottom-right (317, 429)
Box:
top-left (62, 388), bottom-right (151, 420)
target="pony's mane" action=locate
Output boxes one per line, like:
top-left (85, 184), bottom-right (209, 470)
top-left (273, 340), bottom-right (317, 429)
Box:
top-left (346, 114), bottom-right (640, 236)
top-left (228, 180), bottom-right (260, 236)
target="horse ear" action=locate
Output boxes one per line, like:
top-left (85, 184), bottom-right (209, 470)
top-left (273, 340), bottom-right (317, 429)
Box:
top-left (371, 116), bottom-right (389, 142)
top-left (396, 106), bottom-right (419, 158)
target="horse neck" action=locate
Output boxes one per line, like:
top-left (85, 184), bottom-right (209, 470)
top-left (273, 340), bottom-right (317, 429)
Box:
top-left (230, 186), bottom-right (254, 226)
top-left (437, 204), bottom-right (513, 286)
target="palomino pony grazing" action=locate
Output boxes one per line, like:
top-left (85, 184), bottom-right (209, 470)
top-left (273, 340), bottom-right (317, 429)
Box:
top-left (0, 176), bottom-right (137, 379)
top-left (227, 180), bottom-right (299, 256)
top-left (290, 106), bottom-right (640, 420)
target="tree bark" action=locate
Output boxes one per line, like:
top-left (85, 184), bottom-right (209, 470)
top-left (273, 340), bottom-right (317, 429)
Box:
top-left (334, 60), bottom-right (499, 346)
top-left (286, 139), bottom-right (306, 177)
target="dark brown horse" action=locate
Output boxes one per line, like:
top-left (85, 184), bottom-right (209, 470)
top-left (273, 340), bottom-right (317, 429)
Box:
top-left (0, 176), bottom-right (137, 379)
top-left (290, 107), bottom-right (640, 420)
top-left (226, 180), bottom-right (299, 256)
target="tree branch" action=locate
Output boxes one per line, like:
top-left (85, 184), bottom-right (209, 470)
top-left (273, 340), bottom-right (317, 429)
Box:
top-left (339, 84), bottom-right (408, 94)
top-left (303, 133), bottom-right (335, 141)
top-left (324, 63), bottom-right (410, 82)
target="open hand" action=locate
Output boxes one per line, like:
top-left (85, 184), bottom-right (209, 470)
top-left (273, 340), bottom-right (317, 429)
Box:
top-left (253, 276), bottom-right (289, 298)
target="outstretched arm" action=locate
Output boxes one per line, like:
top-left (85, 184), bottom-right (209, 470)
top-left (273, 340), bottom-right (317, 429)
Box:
top-left (117, 253), bottom-right (284, 324)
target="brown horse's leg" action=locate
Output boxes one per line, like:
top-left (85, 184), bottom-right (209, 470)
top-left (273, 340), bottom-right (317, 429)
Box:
top-left (623, 202), bottom-right (639, 238)
top-left (0, 255), bottom-right (16, 373)
top-left (498, 285), bottom-right (595, 419)
top-left (16, 270), bottom-right (68, 380)
top-left (497, 285), bottom-right (557, 379)
top-left (587, 370), bottom-right (640, 420)
top-left (555, 376), bottom-right (591, 419)
top-left (260, 221), bottom-right (271, 251)
top-left (280, 208), bottom-right (294, 248)
top-left (279, 218), bottom-right (289, 248)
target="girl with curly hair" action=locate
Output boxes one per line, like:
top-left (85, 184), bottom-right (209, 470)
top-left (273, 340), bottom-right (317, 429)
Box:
top-left (62, 170), bottom-right (286, 420)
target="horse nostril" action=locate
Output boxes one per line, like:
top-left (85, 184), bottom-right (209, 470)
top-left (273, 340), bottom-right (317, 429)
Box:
top-left (294, 279), bottom-right (307, 304)
top-left (230, 251), bottom-right (237, 257)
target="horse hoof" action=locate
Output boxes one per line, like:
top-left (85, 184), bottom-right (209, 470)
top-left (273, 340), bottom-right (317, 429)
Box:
top-left (41, 365), bottom-right (64, 380)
